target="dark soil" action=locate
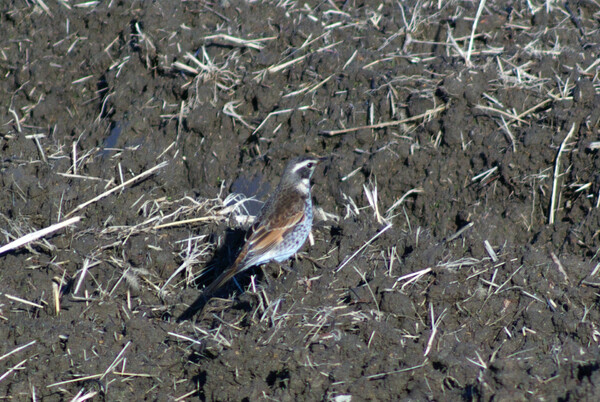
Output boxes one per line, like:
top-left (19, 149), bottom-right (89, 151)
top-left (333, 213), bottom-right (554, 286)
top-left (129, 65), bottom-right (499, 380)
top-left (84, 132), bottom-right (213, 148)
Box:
top-left (2, 1), bottom-right (600, 400)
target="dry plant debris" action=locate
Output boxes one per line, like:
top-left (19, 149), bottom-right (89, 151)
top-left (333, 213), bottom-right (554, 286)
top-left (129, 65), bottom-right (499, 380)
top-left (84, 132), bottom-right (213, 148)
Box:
top-left (1, 0), bottom-right (600, 400)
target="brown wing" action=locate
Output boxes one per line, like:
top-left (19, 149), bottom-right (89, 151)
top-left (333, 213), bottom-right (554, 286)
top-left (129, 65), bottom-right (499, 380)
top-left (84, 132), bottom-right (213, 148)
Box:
top-left (248, 210), bottom-right (303, 251)
top-left (243, 188), bottom-right (306, 262)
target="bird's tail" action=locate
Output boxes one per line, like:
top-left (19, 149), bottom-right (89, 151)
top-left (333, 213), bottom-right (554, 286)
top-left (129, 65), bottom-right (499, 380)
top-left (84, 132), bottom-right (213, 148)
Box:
top-left (201, 249), bottom-right (247, 299)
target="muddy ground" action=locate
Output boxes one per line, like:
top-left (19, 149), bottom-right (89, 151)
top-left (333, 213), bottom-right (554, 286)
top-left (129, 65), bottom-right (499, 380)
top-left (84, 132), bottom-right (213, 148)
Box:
top-left (1, 0), bottom-right (600, 400)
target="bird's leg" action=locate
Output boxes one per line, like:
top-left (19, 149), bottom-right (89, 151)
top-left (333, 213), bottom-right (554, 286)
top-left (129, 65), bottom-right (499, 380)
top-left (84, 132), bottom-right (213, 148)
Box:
top-left (279, 264), bottom-right (294, 273)
top-left (296, 254), bottom-right (326, 269)
top-left (232, 276), bottom-right (245, 293)
top-left (259, 265), bottom-right (274, 287)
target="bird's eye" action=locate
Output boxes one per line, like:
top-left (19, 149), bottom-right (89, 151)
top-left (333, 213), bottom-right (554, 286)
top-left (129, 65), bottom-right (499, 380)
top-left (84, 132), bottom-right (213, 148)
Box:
top-left (307, 162), bottom-right (314, 168)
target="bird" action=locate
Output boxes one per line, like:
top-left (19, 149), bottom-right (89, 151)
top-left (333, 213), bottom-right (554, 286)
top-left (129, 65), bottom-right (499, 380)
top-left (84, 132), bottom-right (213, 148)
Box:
top-left (201, 155), bottom-right (323, 298)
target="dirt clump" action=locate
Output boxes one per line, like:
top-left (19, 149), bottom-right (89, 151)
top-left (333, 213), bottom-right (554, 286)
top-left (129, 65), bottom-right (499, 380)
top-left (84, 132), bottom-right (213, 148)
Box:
top-left (1, 1), bottom-right (600, 400)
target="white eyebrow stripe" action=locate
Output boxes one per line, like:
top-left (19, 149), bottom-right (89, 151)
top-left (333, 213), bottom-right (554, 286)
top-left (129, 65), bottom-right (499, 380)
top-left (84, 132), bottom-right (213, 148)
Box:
top-left (291, 160), bottom-right (316, 173)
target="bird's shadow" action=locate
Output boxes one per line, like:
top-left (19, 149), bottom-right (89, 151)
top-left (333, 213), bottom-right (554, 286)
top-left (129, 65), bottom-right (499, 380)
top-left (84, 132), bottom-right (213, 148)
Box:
top-left (176, 227), bottom-right (259, 322)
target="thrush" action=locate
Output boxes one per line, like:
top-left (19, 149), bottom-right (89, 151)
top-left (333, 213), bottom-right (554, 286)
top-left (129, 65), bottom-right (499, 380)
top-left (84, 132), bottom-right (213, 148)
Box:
top-left (202, 155), bottom-right (322, 298)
